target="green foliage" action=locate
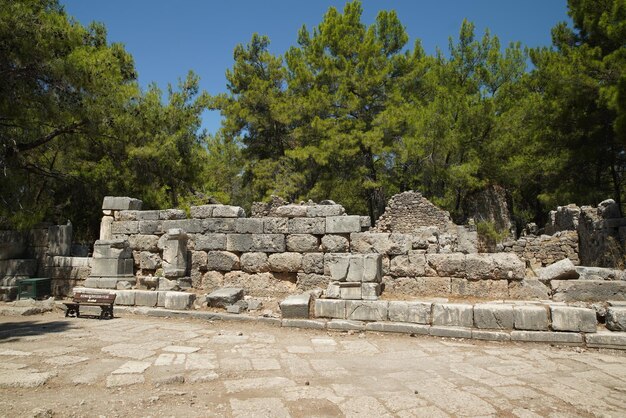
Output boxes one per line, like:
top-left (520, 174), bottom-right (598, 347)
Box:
top-left (476, 220), bottom-right (509, 250)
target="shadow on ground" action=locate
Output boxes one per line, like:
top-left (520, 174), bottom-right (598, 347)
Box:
top-left (0, 320), bottom-right (74, 341)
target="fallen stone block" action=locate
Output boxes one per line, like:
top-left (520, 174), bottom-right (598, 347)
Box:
top-left (513, 305), bottom-right (550, 331)
top-left (226, 304), bottom-right (244, 314)
top-left (552, 280), bottom-right (626, 302)
top-left (550, 306), bottom-right (596, 333)
top-left (314, 299), bottom-right (346, 319)
top-left (207, 287), bottom-right (244, 308)
top-left (538, 258), bottom-right (579, 281)
top-left (164, 292), bottom-right (195, 310)
top-left (473, 304), bottom-right (514, 330)
top-left (346, 300), bottom-right (388, 321)
top-left (365, 322), bottom-right (430, 335)
top-left (325, 216), bottom-right (361, 234)
top-left (429, 326), bottom-right (472, 339)
top-left (511, 330), bottom-right (583, 345)
top-left (432, 303), bottom-right (473, 327)
top-left (606, 307), bottom-right (626, 331)
top-left (508, 279), bottom-right (551, 300)
top-left (279, 294), bottom-right (311, 318)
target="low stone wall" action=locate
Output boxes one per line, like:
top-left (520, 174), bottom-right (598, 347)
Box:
top-left (503, 231), bottom-right (579, 268)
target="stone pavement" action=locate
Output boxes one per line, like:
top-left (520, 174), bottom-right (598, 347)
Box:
top-left (0, 312), bottom-right (625, 417)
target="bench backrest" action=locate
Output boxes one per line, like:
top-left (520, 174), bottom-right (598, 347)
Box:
top-left (73, 292), bottom-right (116, 304)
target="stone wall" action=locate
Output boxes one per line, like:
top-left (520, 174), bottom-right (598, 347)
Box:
top-left (372, 191), bottom-right (455, 233)
top-left (503, 231), bottom-right (579, 269)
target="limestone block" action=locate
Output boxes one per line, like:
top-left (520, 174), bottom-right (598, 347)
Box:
top-left (456, 226), bottom-right (478, 254)
top-left (157, 291), bottom-right (167, 307)
top-left (349, 233), bottom-right (389, 254)
top-left (226, 234), bottom-right (253, 252)
top-left (429, 326), bottom-right (473, 339)
top-left (307, 205), bottom-right (344, 217)
top-left (466, 253), bottom-right (525, 280)
top-left (207, 287), bottom-right (244, 307)
top-left (201, 271), bottom-right (224, 291)
top-left (158, 277), bottom-right (180, 291)
top-left (164, 291), bottom-right (195, 310)
top-left (191, 251), bottom-right (208, 272)
top-left (432, 303), bottom-right (473, 327)
top-left (511, 331), bottom-right (583, 345)
top-left (263, 217), bottom-right (288, 234)
top-left (102, 196), bottom-right (142, 211)
top-left (346, 300), bottom-right (388, 321)
top-left (226, 304), bottom-right (243, 314)
top-left (0, 259), bottom-right (37, 276)
top-left (234, 218), bottom-right (263, 234)
top-left (252, 234), bottom-right (285, 252)
top-left (340, 283), bottom-right (362, 299)
top-left (286, 234), bottom-right (319, 252)
top-left (203, 218), bottom-right (236, 233)
top-left (93, 239), bottom-right (132, 259)
top-left (288, 218), bottom-right (325, 234)
top-left (606, 307), bottom-right (626, 331)
top-left (473, 304), bottom-right (515, 329)
top-left (50, 256), bottom-right (90, 267)
top-left (382, 276), bottom-right (451, 298)
top-left (134, 290), bottom-right (158, 307)
top-left (387, 301), bottom-right (432, 324)
top-left (328, 320), bottom-right (366, 331)
top-left (513, 305), bottom-right (549, 331)
top-left (586, 331), bottom-right (626, 349)
top-left (223, 271), bottom-right (296, 298)
top-left (538, 258), bottom-right (579, 281)
top-left (275, 205), bottom-right (308, 217)
top-left (206, 251), bottom-right (240, 271)
top-left (268, 252), bottom-right (302, 273)
top-left (427, 253), bottom-right (466, 278)
top-left (162, 229), bottom-right (188, 277)
top-left (114, 290), bottom-right (136, 306)
top-left (281, 319), bottom-right (326, 329)
top-left (119, 210), bottom-right (160, 221)
top-left (296, 273), bottom-right (330, 291)
top-left (550, 306), bottom-right (596, 333)
top-left (240, 252), bottom-right (270, 273)
top-left (508, 279), bottom-right (551, 300)
top-left (302, 253), bottom-right (324, 274)
top-left (139, 251), bottom-right (161, 270)
top-left (45, 225), bottom-right (71, 257)
top-left (325, 216), bottom-right (361, 234)
top-left (325, 254), bottom-right (350, 281)
top-left (450, 278), bottom-right (509, 299)
top-left (190, 205), bottom-right (219, 219)
top-left (361, 283), bottom-right (381, 300)
top-left (91, 258), bottom-right (133, 277)
top-left (162, 219), bottom-right (203, 234)
top-left (213, 205), bottom-right (245, 218)
top-left (117, 280), bottom-right (132, 290)
top-left (128, 234), bottom-right (159, 252)
top-left (360, 216), bottom-right (371, 230)
top-left (279, 294), bottom-right (311, 318)
top-left (193, 234), bottom-right (227, 251)
top-left (552, 280), bottom-right (626, 302)
top-left (139, 220), bottom-right (162, 235)
top-left (346, 256), bottom-right (364, 282)
top-left (389, 252), bottom-right (426, 277)
top-left (321, 235), bottom-right (349, 252)
top-left (100, 216), bottom-right (114, 240)
top-left (576, 266), bottom-right (626, 281)
top-left (111, 221), bottom-right (139, 235)
top-left (324, 282), bottom-right (341, 299)
top-left (159, 209), bottom-right (186, 220)
top-left (362, 254), bottom-right (382, 283)
top-left (315, 299), bottom-right (346, 319)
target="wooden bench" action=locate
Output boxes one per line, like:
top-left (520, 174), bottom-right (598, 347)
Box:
top-left (64, 292), bottom-right (116, 319)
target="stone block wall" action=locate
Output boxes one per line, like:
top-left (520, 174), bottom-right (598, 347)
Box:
top-left (502, 231), bottom-right (579, 268)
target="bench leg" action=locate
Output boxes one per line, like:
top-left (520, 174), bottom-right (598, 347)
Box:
top-left (65, 304), bottom-right (79, 318)
top-left (100, 305), bottom-right (114, 320)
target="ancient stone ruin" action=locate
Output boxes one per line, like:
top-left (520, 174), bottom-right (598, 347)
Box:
top-left (2, 191), bottom-right (626, 348)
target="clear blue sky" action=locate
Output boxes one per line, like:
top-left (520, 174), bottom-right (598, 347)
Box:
top-left (61, 0), bottom-right (570, 135)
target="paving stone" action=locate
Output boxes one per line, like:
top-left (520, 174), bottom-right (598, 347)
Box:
top-left (315, 299), bottom-right (346, 319)
top-left (0, 370), bottom-right (55, 388)
top-left (511, 331), bottom-right (583, 345)
top-left (346, 300), bottom-right (388, 321)
top-left (207, 287), bottom-right (244, 307)
top-left (279, 294), bottom-right (311, 318)
top-left (230, 397), bottom-right (291, 417)
top-left (513, 305), bottom-right (550, 331)
top-left (550, 306), bottom-right (597, 333)
top-left (105, 374), bottom-right (145, 388)
top-left (606, 307), bottom-right (626, 331)
top-left (327, 319), bottom-right (366, 331)
top-left (432, 303), bottom-right (473, 327)
top-left (473, 304), bottom-right (514, 330)
top-left (429, 326), bottom-right (473, 339)
top-left (112, 361), bottom-right (151, 374)
top-left (365, 322), bottom-right (430, 335)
